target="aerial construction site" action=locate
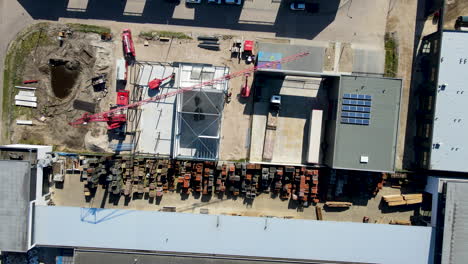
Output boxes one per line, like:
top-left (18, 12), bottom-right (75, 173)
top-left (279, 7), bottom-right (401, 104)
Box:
top-left (2, 0), bottom-right (454, 262)
top-left (0, 21), bottom-right (426, 223)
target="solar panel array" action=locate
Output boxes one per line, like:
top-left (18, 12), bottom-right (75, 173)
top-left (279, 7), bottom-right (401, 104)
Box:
top-left (343, 94), bottom-right (372, 100)
top-left (341, 94), bottom-right (372, 126)
top-left (341, 118), bottom-right (370, 125)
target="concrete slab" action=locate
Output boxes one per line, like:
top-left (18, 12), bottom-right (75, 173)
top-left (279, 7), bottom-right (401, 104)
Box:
top-left (273, 114), bottom-right (306, 164)
top-left (352, 47), bottom-right (385, 75)
top-left (135, 64), bottom-right (177, 155)
top-left (239, 0), bottom-right (280, 25)
top-left (66, 0), bottom-right (88, 12)
top-left (250, 102), bottom-right (268, 162)
top-left (172, 4), bottom-right (196, 20)
top-left (250, 75), bottom-right (328, 165)
top-left (123, 0), bottom-right (146, 16)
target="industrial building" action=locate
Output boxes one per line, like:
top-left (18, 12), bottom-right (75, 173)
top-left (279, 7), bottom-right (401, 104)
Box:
top-left (326, 76), bottom-right (401, 172)
top-left (0, 145), bottom-right (434, 264)
top-left (0, 144), bottom-right (53, 252)
top-left (31, 205), bottom-right (433, 264)
top-left (425, 177), bottom-right (468, 264)
top-left (250, 42), bottom-right (402, 172)
top-left (131, 61), bottom-right (229, 160)
top-left (415, 30), bottom-right (468, 173)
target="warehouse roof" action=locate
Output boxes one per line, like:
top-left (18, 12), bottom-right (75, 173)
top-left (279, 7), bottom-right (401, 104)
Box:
top-left (34, 205), bottom-right (433, 264)
top-left (0, 160), bottom-right (31, 252)
top-left (441, 181), bottom-right (468, 264)
top-left (429, 30), bottom-right (468, 172)
top-left (331, 76), bottom-right (401, 172)
top-left (74, 250), bottom-right (333, 264)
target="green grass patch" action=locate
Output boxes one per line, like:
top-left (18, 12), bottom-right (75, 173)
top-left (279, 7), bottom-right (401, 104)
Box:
top-left (139, 30), bottom-right (192, 40)
top-left (19, 137), bottom-right (44, 146)
top-left (384, 33), bottom-right (398, 78)
top-left (66, 23), bottom-right (111, 35)
top-left (2, 23), bottom-right (53, 140)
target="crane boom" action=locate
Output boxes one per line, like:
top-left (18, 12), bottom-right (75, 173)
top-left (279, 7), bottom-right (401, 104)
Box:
top-left (69, 52), bottom-right (310, 126)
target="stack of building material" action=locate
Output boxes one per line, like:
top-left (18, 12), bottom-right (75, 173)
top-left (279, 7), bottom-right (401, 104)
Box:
top-left (389, 220), bottom-right (411, 225)
top-left (403, 194), bottom-right (423, 205)
top-left (325, 201), bottom-right (352, 208)
top-left (383, 195), bottom-right (406, 206)
top-left (383, 193), bottom-right (423, 206)
top-left (16, 120), bottom-right (33, 125)
top-left (197, 36), bottom-right (220, 50)
top-left (15, 90), bottom-right (37, 107)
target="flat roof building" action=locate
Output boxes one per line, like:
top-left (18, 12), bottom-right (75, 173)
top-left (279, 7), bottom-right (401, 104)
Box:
top-left (0, 144), bottom-right (53, 252)
top-left (326, 76), bottom-right (402, 172)
top-left (425, 176), bottom-right (468, 264)
top-left (250, 43), bottom-right (402, 172)
top-left (415, 30), bottom-right (468, 172)
top-left (429, 31), bottom-right (468, 172)
top-left (33, 205), bottom-right (433, 264)
top-left (0, 161), bottom-right (31, 252)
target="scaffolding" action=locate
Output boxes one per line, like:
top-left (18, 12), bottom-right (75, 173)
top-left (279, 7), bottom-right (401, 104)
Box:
top-left (173, 64), bottom-right (229, 160)
top-left (129, 61), bottom-right (229, 161)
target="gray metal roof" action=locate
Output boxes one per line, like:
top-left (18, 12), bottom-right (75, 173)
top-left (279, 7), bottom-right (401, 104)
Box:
top-left (33, 205), bottom-right (433, 264)
top-left (74, 250), bottom-right (347, 264)
top-left (257, 42), bottom-right (325, 73)
top-left (332, 76), bottom-right (402, 172)
top-left (0, 160), bottom-right (31, 252)
top-left (442, 181), bottom-right (468, 264)
top-left (430, 31), bottom-right (468, 172)
top-left (173, 64), bottom-right (228, 160)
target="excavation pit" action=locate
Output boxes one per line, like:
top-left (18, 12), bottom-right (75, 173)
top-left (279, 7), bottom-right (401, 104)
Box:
top-left (49, 59), bottom-right (80, 99)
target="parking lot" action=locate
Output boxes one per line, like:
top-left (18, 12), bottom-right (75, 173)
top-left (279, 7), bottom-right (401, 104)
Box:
top-left (18, 0), bottom-right (390, 48)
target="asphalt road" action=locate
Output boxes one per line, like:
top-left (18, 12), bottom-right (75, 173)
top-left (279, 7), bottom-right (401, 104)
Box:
top-left (0, 0), bottom-right (33, 142)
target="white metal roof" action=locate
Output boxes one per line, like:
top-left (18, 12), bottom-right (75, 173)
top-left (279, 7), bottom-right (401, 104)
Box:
top-left (430, 31), bottom-right (468, 172)
top-left (33, 205), bottom-right (433, 264)
top-left (134, 63), bottom-right (177, 156)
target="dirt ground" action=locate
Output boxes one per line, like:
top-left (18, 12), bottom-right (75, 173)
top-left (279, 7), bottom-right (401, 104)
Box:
top-left (50, 170), bottom-right (417, 224)
top-left (7, 23), bottom-right (114, 151)
top-left (385, 0), bottom-right (418, 170)
top-left (444, 0), bottom-right (468, 29)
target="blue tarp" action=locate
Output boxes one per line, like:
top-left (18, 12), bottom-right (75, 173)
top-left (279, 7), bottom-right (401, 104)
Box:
top-left (258, 51), bottom-right (283, 69)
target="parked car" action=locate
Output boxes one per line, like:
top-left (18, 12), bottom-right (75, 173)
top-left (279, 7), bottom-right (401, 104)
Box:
top-left (208, 0), bottom-right (222, 3)
top-left (290, 2), bottom-right (305, 11)
top-left (186, 0), bottom-right (202, 4)
top-left (225, 0), bottom-right (242, 5)
top-left (289, 2), bottom-right (319, 13)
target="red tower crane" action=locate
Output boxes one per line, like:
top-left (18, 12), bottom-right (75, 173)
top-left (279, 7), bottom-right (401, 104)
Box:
top-left (68, 52), bottom-right (310, 128)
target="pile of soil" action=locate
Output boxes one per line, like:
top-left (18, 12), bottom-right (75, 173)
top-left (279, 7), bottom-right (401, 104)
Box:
top-left (11, 24), bottom-right (115, 151)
